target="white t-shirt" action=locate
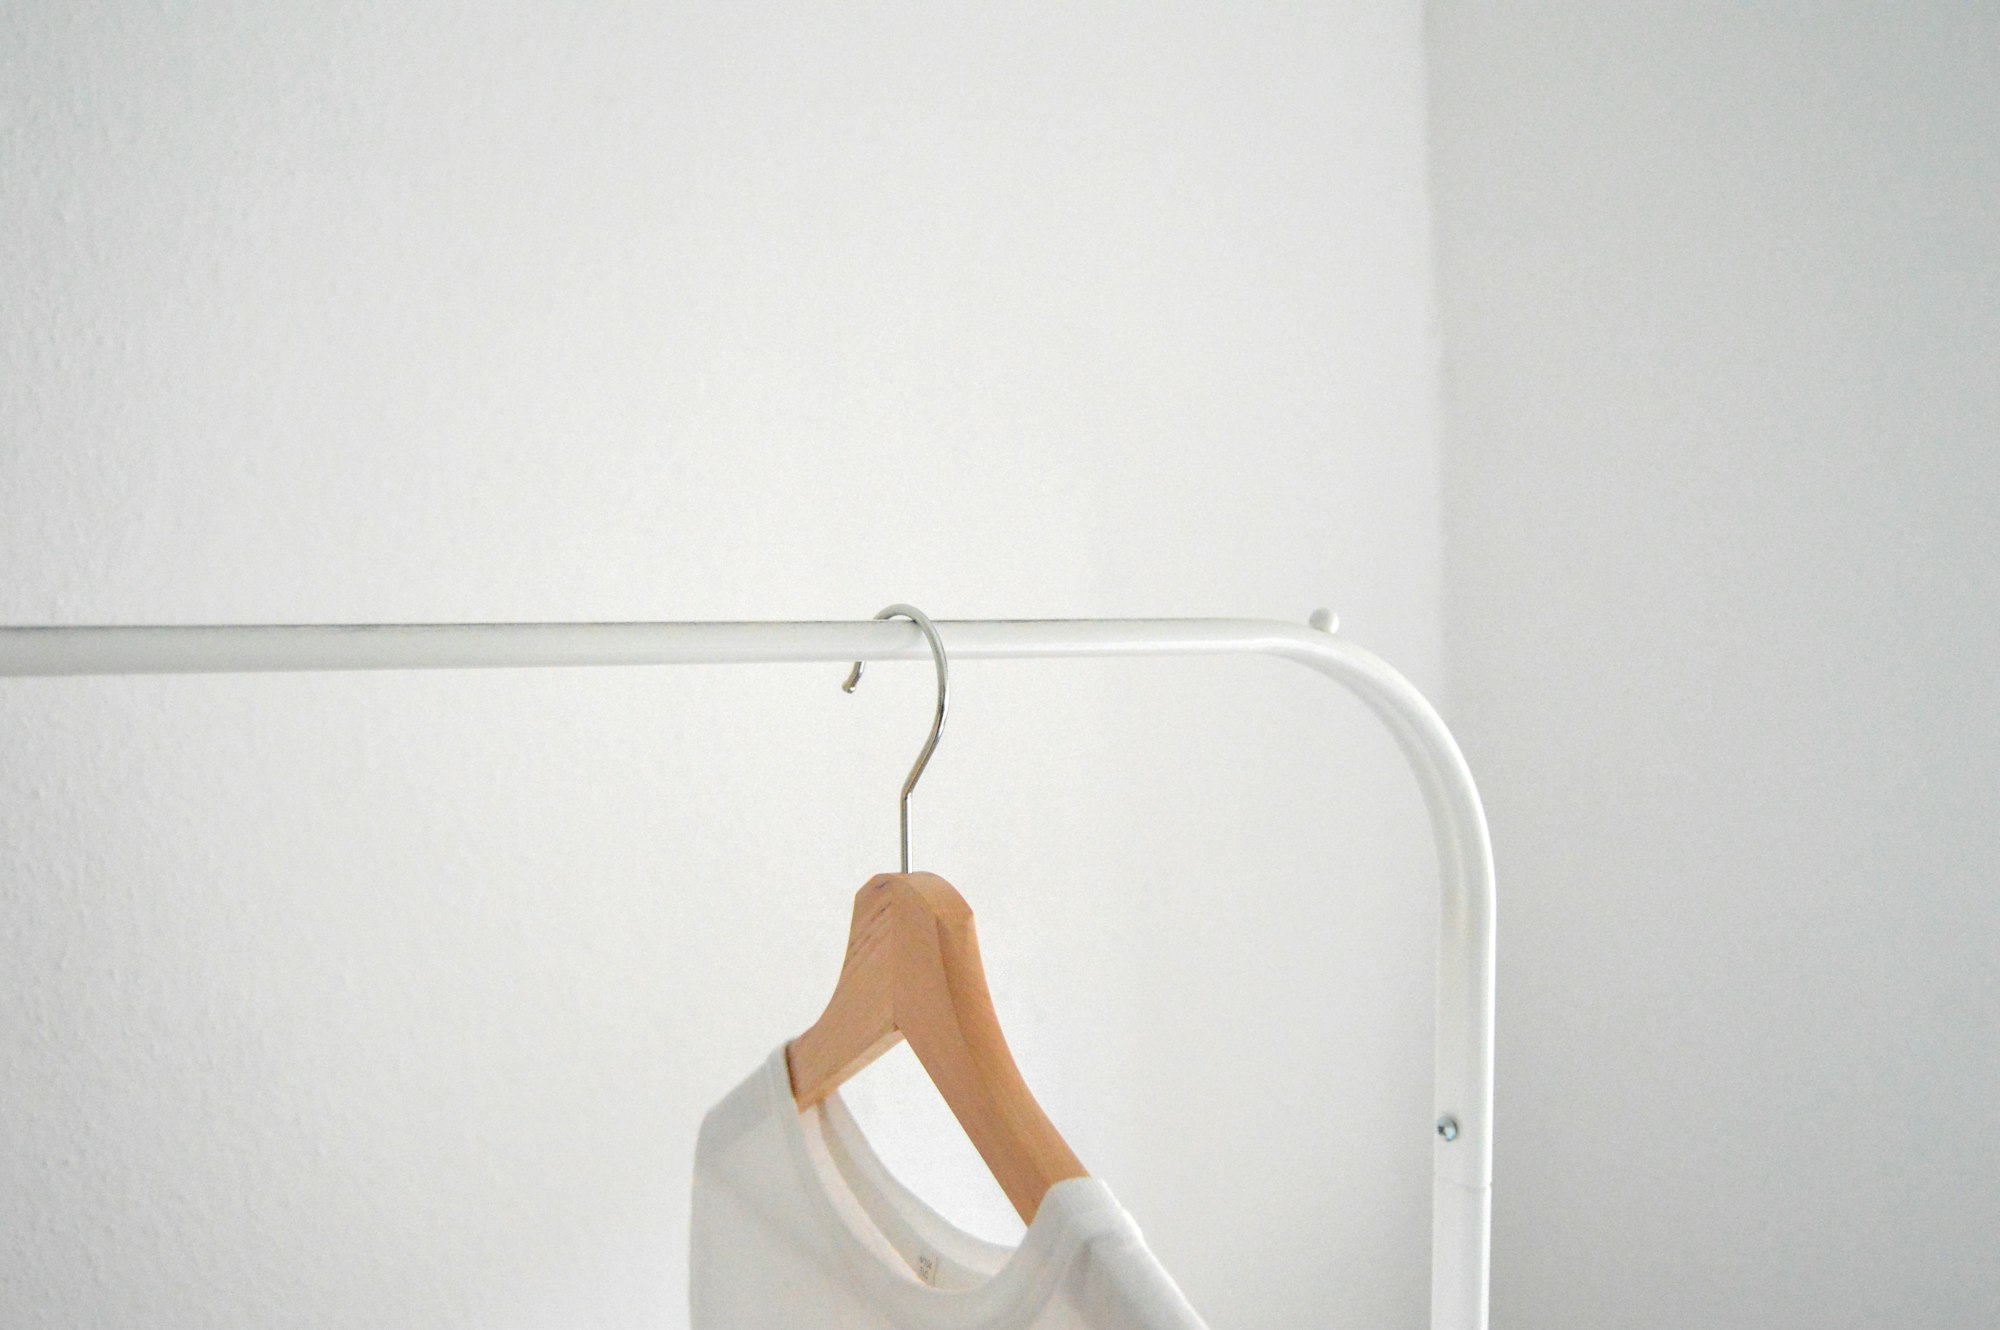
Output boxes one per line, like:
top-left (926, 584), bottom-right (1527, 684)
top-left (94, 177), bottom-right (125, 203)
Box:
top-left (690, 1045), bottom-right (1211, 1329)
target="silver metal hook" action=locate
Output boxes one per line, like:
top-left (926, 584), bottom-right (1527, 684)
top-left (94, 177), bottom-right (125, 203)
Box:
top-left (842, 604), bottom-right (947, 873)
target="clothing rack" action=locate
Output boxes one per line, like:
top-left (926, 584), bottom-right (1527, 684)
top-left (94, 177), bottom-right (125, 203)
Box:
top-left (0, 613), bottom-right (1495, 1330)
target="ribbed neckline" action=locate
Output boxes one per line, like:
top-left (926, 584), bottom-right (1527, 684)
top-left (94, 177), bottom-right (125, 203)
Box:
top-left (763, 1044), bottom-right (1124, 1330)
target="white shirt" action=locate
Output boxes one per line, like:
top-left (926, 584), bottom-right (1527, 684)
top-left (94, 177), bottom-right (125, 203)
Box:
top-left (690, 1045), bottom-right (1211, 1329)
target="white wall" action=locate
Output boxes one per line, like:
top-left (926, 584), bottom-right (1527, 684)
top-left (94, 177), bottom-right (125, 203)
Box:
top-left (1428, 5), bottom-right (2000, 1327)
top-left (0, 6), bottom-right (1445, 1326)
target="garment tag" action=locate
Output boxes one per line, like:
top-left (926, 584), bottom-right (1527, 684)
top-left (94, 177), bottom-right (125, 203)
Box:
top-left (914, 1251), bottom-right (939, 1286)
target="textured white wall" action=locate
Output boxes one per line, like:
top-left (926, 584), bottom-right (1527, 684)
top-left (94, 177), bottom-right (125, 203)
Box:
top-left (1428, 5), bottom-right (2000, 1327)
top-left (1, 5), bottom-right (1444, 1327)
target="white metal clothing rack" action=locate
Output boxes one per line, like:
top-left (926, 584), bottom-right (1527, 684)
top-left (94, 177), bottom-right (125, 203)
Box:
top-left (0, 614), bottom-right (1495, 1329)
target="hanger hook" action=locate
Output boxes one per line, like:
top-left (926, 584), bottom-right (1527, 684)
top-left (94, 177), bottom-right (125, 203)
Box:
top-left (841, 604), bottom-right (947, 873)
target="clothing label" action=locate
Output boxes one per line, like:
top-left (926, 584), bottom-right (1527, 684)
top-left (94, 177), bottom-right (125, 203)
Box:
top-left (914, 1251), bottom-right (939, 1286)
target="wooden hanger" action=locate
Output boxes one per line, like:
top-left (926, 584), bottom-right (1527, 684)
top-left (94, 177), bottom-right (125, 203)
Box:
top-left (786, 606), bottom-right (1087, 1223)
top-left (787, 870), bottom-right (1088, 1223)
